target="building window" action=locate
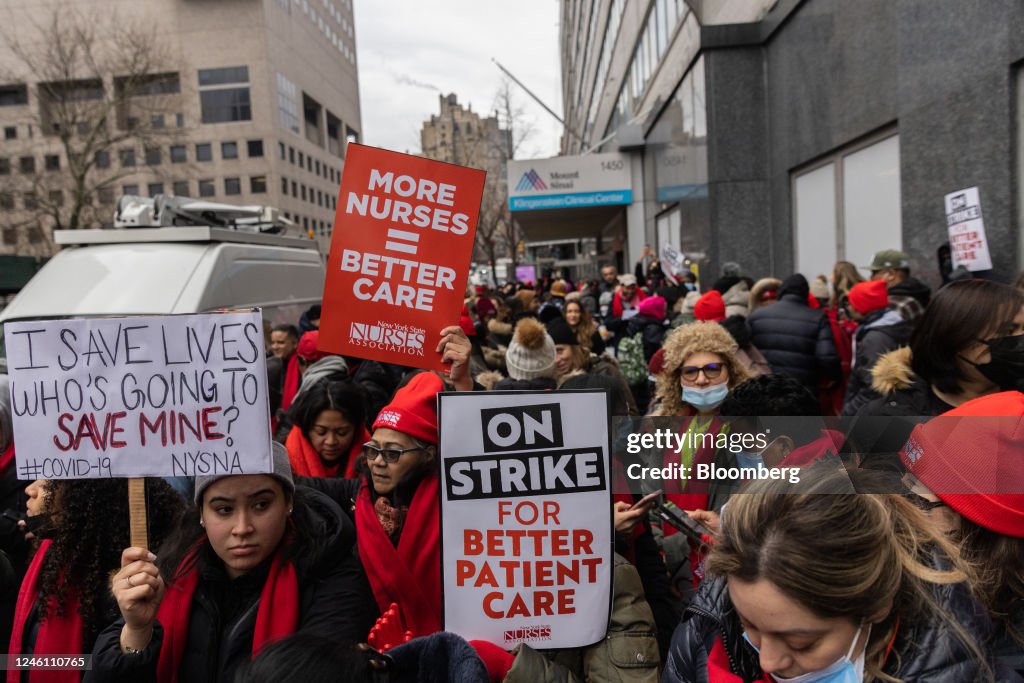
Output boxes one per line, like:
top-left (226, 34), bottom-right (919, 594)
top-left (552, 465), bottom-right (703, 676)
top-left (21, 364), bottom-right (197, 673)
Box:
top-left (23, 192), bottom-right (37, 210)
top-left (224, 177), bottom-right (241, 195)
top-left (0, 193), bottom-right (13, 210)
top-left (95, 150), bottom-right (111, 169)
top-left (147, 182), bottom-right (164, 197)
top-left (48, 190), bottom-right (63, 206)
top-left (793, 133), bottom-right (901, 277)
top-left (97, 186), bottom-right (114, 204)
top-left (306, 156), bottom-right (312, 172)
top-left (0, 158), bottom-right (8, 175)
top-left (300, 184), bottom-right (307, 201)
top-left (0, 84), bottom-right (28, 106)
top-left (198, 66), bottom-right (251, 124)
top-left (4, 126), bottom-right (16, 140)
top-left (176, 113), bottom-right (185, 128)
top-left (315, 159), bottom-right (321, 176)
top-left (298, 151), bottom-right (305, 168)
top-left (19, 156), bottom-right (34, 173)
top-left (196, 143), bottom-right (213, 162)
top-left (221, 141), bottom-right (238, 160)
top-left (291, 180), bottom-right (297, 197)
top-left (281, 176), bottom-right (288, 193)
top-left (198, 179), bottom-right (215, 197)
top-left (250, 176), bottom-right (267, 193)
top-left (278, 141), bottom-right (286, 160)
top-left (151, 114), bottom-right (165, 129)
top-left (277, 73), bottom-right (300, 134)
top-left (170, 145), bottom-right (187, 163)
top-left (123, 184), bottom-right (139, 196)
top-left (302, 92), bottom-right (324, 147)
top-left (247, 139), bottom-right (264, 158)
top-left (119, 148), bottom-right (136, 167)
top-left (289, 146), bottom-right (295, 164)
top-left (173, 180), bottom-right (190, 196)
top-left (145, 146), bottom-right (161, 165)
top-left (44, 154), bottom-right (60, 171)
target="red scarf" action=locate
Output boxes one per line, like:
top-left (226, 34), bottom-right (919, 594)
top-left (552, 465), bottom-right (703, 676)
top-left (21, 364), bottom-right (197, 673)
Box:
top-left (280, 354), bottom-right (301, 414)
top-left (155, 544), bottom-right (299, 683)
top-left (708, 636), bottom-right (772, 682)
top-left (0, 442), bottom-right (14, 474)
top-left (285, 425), bottom-right (368, 479)
top-left (8, 540), bottom-right (84, 683)
top-left (356, 475), bottom-right (442, 637)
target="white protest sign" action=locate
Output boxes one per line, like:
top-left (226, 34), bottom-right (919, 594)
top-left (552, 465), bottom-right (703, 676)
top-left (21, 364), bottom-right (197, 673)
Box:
top-left (660, 243), bottom-right (687, 284)
top-left (4, 311), bottom-right (272, 480)
top-left (944, 186), bottom-right (992, 271)
top-left (438, 390), bottom-right (612, 650)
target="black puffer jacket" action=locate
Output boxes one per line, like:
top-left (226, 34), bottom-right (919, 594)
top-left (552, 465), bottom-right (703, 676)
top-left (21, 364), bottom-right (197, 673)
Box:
top-left (746, 276), bottom-right (839, 390)
top-left (840, 308), bottom-right (911, 416)
top-left (663, 573), bottom-right (1003, 683)
top-left (87, 487), bottom-right (376, 683)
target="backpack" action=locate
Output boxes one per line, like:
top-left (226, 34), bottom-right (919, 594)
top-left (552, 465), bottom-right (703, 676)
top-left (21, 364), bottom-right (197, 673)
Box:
top-left (617, 332), bottom-right (647, 385)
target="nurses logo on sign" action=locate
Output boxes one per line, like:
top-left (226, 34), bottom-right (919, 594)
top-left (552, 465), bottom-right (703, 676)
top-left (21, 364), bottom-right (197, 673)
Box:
top-left (349, 320), bottom-right (426, 358)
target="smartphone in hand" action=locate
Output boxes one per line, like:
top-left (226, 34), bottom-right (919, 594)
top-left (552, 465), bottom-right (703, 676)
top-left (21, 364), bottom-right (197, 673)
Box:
top-left (630, 489), bottom-right (663, 510)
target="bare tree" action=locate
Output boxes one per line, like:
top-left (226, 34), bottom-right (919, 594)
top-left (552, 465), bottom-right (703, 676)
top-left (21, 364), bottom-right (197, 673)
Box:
top-left (1, 6), bottom-right (187, 245)
top-left (472, 79), bottom-right (534, 268)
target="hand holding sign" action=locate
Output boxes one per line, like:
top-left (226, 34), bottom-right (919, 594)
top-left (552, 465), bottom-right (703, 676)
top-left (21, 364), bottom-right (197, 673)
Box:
top-left (437, 325), bottom-right (472, 391)
top-left (111, 547), bottom-right (164, 650)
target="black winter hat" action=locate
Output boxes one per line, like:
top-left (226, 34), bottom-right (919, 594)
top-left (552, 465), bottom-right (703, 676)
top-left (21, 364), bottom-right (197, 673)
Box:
top-left (545, 316), bottom-right (579, 346)
top-left (778, 274), bottom-right (810, 300)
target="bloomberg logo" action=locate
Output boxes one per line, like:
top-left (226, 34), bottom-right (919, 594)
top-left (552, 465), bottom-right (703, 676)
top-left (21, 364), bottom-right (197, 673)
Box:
top-left (504, 625), bottom-right (552, 643)
top-left (514, 169), bottom-right (547, 192)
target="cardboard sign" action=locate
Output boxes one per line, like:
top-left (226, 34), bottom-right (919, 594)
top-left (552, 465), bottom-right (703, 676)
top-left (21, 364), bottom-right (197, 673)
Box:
top-left (438, 390), bottom-right (613, 650)
top-left (319, 144), bottom-right (485, 371)
top-left (4, 312), bottom-right (272, 480)
top-left (660, 243), bottom-right (687, 285)
top-left (944, 186), bottom-right (992, 271)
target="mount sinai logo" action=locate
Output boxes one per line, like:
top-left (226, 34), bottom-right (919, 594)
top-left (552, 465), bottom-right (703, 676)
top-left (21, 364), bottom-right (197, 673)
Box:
top-left (514, 169), bottom-right (547, 192)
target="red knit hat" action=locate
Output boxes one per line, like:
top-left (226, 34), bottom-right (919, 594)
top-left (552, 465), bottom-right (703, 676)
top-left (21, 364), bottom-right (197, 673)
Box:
top-left (297, 330), bottom-right (330, 362)
top-left (459, 304), bottom-right (476, 337)
top-left (900, 391), bottom-right (1024, 538)
top-left (694, 291), bottom-right (726, 322)
top-left (372, 372), bottom-right (443, 445)
top-left (847, 280), bottom-right (888, 315)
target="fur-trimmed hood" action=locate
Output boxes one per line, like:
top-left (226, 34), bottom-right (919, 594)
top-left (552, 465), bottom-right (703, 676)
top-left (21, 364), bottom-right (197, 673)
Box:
top-left (652, 322), bottom-right (751, 416)
top-left (487, 319), bottom-right (512, 337)
top-left (870, 346), bottom-right (915, 394)
top-left (749, 277), bottom-right (782, 312)
top-left (474, 370), bottom-right (505, 391)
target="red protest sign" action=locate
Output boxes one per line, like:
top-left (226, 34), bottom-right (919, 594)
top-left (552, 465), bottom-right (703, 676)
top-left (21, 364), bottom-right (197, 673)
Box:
top-left (319, 144), bottom-right (484, 372)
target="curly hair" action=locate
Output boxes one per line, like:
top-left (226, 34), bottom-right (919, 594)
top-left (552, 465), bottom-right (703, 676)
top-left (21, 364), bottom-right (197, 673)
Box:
top-left (36, 478), bottom-right (185, 643)
top-left (652, 322), bottom-right (751, 416)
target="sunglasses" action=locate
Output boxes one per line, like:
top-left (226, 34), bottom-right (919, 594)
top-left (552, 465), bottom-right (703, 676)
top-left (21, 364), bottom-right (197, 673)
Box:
top-left (680, 363), bottom-right (724, 382)
top-left (362, 442), bottom-right (424, 464)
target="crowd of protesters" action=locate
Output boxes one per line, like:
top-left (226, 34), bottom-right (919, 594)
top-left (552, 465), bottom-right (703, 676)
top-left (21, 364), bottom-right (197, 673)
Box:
top-left (0, 248), bottom-right (1022, 682)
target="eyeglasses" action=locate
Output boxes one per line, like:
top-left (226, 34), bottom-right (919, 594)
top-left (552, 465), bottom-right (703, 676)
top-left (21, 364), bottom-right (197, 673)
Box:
top-left (901, 491), bottom-right (947, 511)
top-left (362, 442), bottom-right (423, 464)
top-left (680, 363), bottom-right (724, 382)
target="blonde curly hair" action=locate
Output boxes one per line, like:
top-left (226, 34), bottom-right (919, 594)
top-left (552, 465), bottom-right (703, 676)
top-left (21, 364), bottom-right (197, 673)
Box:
top-left (652, 322), bottom-right (751, 416)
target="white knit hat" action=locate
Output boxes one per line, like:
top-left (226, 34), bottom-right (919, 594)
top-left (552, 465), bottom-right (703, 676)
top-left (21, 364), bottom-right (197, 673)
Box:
top-left (505, 318), bottom-right (556, 380)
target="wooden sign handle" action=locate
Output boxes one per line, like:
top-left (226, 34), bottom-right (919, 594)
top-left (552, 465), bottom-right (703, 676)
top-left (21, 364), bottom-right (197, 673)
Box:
top-left (128, 477), bottom-right (148, 551)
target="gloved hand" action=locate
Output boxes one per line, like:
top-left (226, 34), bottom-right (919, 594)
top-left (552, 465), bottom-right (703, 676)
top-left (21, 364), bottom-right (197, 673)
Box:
top-left (367, 602), bottom-right (413, 652)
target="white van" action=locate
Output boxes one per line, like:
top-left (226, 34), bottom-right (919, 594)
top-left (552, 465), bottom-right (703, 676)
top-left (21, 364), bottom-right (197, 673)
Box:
top-left (0, 224), bottom-right (326, 371)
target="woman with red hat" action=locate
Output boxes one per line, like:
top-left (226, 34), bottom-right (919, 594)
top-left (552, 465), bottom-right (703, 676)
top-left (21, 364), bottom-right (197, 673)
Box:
top-left (899, 391), bottom-right (1024, 677)
top-left (300, 326), bottom-right (473, 639)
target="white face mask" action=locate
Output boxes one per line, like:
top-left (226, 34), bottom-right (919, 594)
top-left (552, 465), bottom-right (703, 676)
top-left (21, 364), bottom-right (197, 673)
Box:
top-left (745, 622), bottom-right (869, 683)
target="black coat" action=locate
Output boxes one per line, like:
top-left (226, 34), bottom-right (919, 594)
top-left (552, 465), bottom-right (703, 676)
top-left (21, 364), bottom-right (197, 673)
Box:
top-left (663, 572), bottom-right (1005, 683)
top-left (625, 315), bottom-right (667, 363)
top-left (87, 487), bottom-right (375, 683)
top-left (840, 308), bottom-right (911, 417)
top-left (746, 294), bottom-right (840, 389)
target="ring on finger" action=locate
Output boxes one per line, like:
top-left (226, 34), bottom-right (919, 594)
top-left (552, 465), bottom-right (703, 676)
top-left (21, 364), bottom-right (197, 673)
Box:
top-left (124, 575), bottom-right (133, 588)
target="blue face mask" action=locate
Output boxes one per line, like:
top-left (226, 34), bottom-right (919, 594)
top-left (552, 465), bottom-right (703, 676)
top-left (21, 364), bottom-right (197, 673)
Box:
top-left (734, 450), bottom-right (764, 469)
top-left (681, 383), bottom-right (729, 412)
top-left (742, 623), bottom-right (868, 683)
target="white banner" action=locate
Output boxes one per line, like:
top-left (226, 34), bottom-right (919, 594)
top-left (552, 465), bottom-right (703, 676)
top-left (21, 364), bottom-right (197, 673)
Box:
top-left (4, 311), bottom-right (272, 480)
top-left (944, 186), bottom-right (992, 271)
top-left (438, 390), bottom-right (612, 650)
top-left (660, 242), bottom-right (688, 285)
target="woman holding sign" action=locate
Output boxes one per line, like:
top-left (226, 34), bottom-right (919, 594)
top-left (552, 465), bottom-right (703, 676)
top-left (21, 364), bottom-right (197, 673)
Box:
top-left (9, 478), bottom-right (183, 681)
top-left (87, 444), bottom-right (375, 682)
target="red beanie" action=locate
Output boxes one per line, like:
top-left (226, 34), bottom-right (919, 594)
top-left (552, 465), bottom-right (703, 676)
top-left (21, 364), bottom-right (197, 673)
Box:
top-left (372, 372), bottom-right (443, 445)
top-left (847, 280), bottom-right (888, 315)
top-left (648, 347), bottom-right (666, 376)
top-left (694, 290), bottom-right (726, 322)
top-left (900, 391), bottom-right (1024, 538)
top-left (459, 304), bottom-right (476, 337)
top-left (297, 330), bottom-right (330, 362)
